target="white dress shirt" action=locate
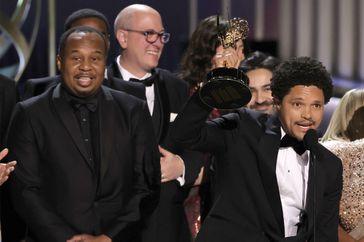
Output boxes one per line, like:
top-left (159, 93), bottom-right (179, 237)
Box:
top-left (116, 55), bottom-right (155, 115)
top-left (276, 129), bottom-right (310, 237)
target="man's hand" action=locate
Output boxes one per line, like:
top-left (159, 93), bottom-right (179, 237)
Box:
top-left (159, 146), bottom-right (184, 183)
top-left (0, 148), bottom-right (16, 186)
top-left (67, 234), bottom-right (111, 242)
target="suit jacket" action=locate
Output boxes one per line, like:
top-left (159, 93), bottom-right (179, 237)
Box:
top-left (107, 61), bottom-right (204, 242)
top-left (6, 84), bottom-right (160, 242)
top-left (171, 93), bottom-right (343, 242)
top-left (0, 74), bottom-right (24, 242)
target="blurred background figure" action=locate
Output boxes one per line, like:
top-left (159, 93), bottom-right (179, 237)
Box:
top-left (240, 51), bottom-right (280, 114)
top-left (321, 88), bottom-right (364, 242)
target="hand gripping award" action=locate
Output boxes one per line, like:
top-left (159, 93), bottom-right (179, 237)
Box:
top-left (199, 17), bottom-right (252, 109)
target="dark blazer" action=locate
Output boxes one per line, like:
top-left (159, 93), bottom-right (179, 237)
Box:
top-left (171, 93), bottom-right (343, 242)
top-left (0, 74), bottom-right (24, 242)
top-left (107, 61), bottom-right (204, 242)
top-left (6, 84), bottom-right (160, 242)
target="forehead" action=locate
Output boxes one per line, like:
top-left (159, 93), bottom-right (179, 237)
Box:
top-left (64, 32), bottom-right (106, 53)
top-left (131, 11), bottom-right (163, 29)
top-left (284, 85), bottom-right (324, 102)
top-left (247, 69), bottom-right (272, 85)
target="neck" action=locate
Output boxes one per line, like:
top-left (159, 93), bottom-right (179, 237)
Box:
top-left (119, 54), bottom-right (150, 79)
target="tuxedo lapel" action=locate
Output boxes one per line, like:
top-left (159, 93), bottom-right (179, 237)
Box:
top-left (153, 71), bottom-right (170, 143)
top-left (256, 114), bottom-right (285, 235)
top-left (98, 87), bottom-right (115, 180)
top-left (107, 61), bottom-right (122, 79)
top-left (51, 84), bottom-right (94, 171)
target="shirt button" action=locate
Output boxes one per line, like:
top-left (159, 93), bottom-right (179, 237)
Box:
top-left (84, 138), bottom-right (89, 142)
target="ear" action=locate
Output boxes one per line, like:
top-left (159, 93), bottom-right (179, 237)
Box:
top-left (56, 55), bottom-right (62, 71)
top-left (116, 29), bottom-right (128, 49)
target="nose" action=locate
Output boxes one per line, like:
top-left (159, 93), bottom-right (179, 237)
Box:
top-left (79, 59), bottom-right (91, 71)
top-left (255, 91), bottom-right (265, 104)
top-left (301, 106), bottom-right (312, 119)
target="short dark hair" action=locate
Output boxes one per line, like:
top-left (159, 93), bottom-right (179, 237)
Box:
top-left (58, 26), bottom-right (108, 58)
top-left (64, 8), bottom-right (110, 36)
top-left (240, 51), bottom-right (280, 73)
top-left (271, 56), bottom-right (333, 103)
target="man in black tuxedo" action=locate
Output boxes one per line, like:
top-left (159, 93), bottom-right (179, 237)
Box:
top-left (172, 56), bottom-right (343, 242)
top-left (6, 26), bottom-right (160, 242)
top-left (107, 4), bottom-right (203, 242)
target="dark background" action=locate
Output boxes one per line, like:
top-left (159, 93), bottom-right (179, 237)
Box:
top-left (0, 0), bottom-right (279, 87)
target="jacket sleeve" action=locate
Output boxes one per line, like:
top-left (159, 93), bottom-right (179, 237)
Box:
top-left (171, 92), bottom-right (231, 154)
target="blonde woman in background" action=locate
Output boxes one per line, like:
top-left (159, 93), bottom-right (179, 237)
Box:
top-left (321, 89), bottom-right (364, 242)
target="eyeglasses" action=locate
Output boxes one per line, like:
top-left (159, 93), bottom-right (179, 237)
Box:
top-left (124, 29), bottom-right (170, 44)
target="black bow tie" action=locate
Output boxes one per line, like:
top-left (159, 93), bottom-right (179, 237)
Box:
top-left (129, 75), bottom-right (155, 86)
top-left (70, 98), bottom-right (98, 112)
top-left (280, 134), bottom-right (306, 155)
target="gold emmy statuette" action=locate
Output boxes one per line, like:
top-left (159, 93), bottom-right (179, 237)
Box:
top-left (199, 17), bottom-right (251, 109)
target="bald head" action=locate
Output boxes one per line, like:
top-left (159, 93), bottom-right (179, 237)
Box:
top-left (114, 4), bottom-right (162, 34)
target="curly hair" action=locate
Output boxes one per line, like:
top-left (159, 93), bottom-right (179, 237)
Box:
top-left (271, 56), bottom-right (333, 104)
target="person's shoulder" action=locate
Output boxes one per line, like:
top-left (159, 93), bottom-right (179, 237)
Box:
top-left (0, 74), bottom-right (15, 88)
top-left (103, 85), bottom-right (145, 106)
top-left (17, 85), bottom-right (54, 113)
top-left (156, 68), bottom-right (188, 87)
top-left (236, 107), bottom-right (270, 125)
top-left (321, 140), bottom-right (350, 157)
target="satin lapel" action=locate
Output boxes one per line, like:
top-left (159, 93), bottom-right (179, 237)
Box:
top-left (51, 84), bottom-right (94, 171)
top-left (257, 114), bottom-right (285, 234)
top-left (153, 74), bottom-right (169, 143)
top-left (107, 60), bottom-right (122, 79)
top-left (98, 87), bottom-right (115, 180)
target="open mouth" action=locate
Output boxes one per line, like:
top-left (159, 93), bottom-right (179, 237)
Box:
top-left (146, 50), bottom-right (159, 56)
top-left (75, 75), bottom-right (94, 87)
top-left (296, 122), bottom-right (314, 131)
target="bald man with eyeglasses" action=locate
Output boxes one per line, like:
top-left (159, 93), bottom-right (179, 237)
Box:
top-left (106, 4), bottom-right (204, 242)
